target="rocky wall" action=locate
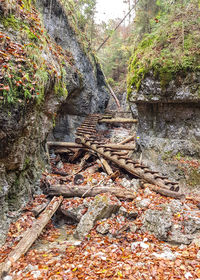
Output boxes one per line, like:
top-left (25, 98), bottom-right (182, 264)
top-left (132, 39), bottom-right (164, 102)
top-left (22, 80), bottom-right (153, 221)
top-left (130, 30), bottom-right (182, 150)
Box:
top-left (129, 72), bottom-right (200, 187)
top-left (0, 0), bottom-right (109, 245)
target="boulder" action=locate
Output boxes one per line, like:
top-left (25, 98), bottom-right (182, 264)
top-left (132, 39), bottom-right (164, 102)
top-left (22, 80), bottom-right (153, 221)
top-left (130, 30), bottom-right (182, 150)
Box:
top-left (60, 198), bottom-right (92, 222)
top-left (118, 206), bottom-right (138, 219)
top-left (96, 220), bottom-right (111, 235)
top-left (197, 250), bottom-right (200, 259)
top-left (183, 213), bottom-right (200, 234)
top-left (129, 223), bottom-right (138, 233)
top-left (144, 187), bottom-right (153, 196)
top-left (168, 225), bottom-right (193, 245)
top-left (142, 209), bottom-right (172, 240)
top-left (74, 193), bottom-right (121, 239)
top-left (168, 200), bottom-right (183, 213)
top-left (120, 178), bottom-right (140, 192)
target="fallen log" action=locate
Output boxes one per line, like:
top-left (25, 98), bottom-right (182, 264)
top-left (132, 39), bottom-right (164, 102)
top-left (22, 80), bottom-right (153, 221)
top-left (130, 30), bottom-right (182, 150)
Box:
top-left (98, 157), bottom-right (113, 175)
top-left (143, 183), bottom-right (185, 200)
top-left (71, 139), bottom-right (136, 151)
top-left (47, 141), bottom-right (84, 149)
top-left (107, 170), bottom-right (120, 181)
top-left (52, 170), bottom-right (68, 176)
top-left (99, 118), bottom-right (138, 124)
top-left (46, 185), bottom-right (135, 200)
top-left (31, 201), bottom-right (49, 217)
top-left (69, 149), bottom-right (84, 162)
top-left (0, 196), bottom-right (63, 278)
top-left (99, 144), bottom-right (136, 150)
top-left (118, 135), bottom-right (136, 145)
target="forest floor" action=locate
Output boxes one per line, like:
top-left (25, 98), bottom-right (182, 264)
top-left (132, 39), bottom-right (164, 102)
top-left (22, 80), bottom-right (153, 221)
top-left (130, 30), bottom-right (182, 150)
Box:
top-left (1, 126), bottom-right (200, 280)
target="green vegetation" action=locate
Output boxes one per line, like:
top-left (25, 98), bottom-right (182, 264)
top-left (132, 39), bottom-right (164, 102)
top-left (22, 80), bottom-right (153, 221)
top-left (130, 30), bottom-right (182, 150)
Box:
top-left (127, 0), bottom-right (200, 98)
top-left (187, 168), bottom-right (200, 187)
top-left (0, 0), bottom-right (73, 107)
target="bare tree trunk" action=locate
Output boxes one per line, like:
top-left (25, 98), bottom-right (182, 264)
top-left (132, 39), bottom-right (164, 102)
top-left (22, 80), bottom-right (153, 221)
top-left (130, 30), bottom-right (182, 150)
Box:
top-left (46, 185), bottom-right (135, 200)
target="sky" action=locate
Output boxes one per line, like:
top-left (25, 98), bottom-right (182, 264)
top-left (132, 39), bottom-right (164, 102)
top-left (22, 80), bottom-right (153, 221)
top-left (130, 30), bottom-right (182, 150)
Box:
top-left (95, 0), bottom-right (127, 23)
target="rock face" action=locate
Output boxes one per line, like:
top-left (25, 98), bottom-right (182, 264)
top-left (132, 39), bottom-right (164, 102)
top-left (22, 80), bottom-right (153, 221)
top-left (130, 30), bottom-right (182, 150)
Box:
top-left (0, 0), bottom-right (109, 245)
top-left (74, 194), bottom-right (121, 239)
top-left (129, 71), bottom-right (200, 186)
top-left (38, 0), bottom-right (109, 141)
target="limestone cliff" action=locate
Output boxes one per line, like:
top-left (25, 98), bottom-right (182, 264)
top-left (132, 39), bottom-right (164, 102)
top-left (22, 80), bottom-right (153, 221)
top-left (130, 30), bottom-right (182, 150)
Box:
top-left (0, 0), bottom-right (109, 244)
top-left (127, 1), bottom-right (200, 188)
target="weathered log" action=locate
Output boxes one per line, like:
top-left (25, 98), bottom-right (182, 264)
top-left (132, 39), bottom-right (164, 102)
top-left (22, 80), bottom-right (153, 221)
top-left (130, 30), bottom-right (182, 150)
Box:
top-left (31, 201), bottom-right (49, 217)
top-left (74, 153), bottom-right (94, 174)
top-left (118, 135), bottom-right (136, 145)
top-left (47, 185), bottom-right (135, 200)
top-left (98, 157), bottom-right (113, 175)
top-left (69, 149), bottom-right (83, 162)
top-left (99, 118), bottom-right (138, 124)
top-left (107, 170), bottom-right (120, 181)
top-left (143, 183), bottom-right (185, 199)
top-left (0, 196), bottom-right (63, 278)
top-left (99, 144), bottom-right (136, 150)
top-left (55, 148), bottom-right (88, 153)
top-left (112, 151), bottom-right (129, 156)
top-left (47, 141), bottom-right (84, 149)
top-left (152, 186), bottom-right (185, 199)
top-left (52, 170), bottom-right (68, 176)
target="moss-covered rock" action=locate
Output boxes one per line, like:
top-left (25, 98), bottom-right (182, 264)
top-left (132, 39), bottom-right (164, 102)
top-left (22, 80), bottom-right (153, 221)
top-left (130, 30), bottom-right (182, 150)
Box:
top-left (127, 1), bottom-right (200, 101)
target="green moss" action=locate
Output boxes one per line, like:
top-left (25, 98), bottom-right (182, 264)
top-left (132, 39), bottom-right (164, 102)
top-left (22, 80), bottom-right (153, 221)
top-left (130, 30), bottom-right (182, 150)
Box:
top-left (127, 2), bottom-right (200, 99)
top-left (187, 168), bottom-right (200, 187)
top-left (23, 157), bottom-right (31, 170)
top-left (1, 14), bottom-right (21, 30)
top-left (54, 67), bottom-right (68, 97)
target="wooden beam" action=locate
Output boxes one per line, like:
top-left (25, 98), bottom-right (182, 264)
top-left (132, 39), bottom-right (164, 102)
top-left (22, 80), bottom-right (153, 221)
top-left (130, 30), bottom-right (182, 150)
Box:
top-left (99, 144), bottom-right (136, 150)
top-left (99, 118), bottom-right (138, 124)
top-left (118, 135), bottom-right (136, 145)
top-left (47, 141), bottom-right (84, 149)
top-left (76, 137), bottom-right (183, 197)
top-left (48, 141), bottom-right (135, 151)
top-left (0, 196), bottom-right (63, 278)
top-left (98, 157), bottom-right (113, 175)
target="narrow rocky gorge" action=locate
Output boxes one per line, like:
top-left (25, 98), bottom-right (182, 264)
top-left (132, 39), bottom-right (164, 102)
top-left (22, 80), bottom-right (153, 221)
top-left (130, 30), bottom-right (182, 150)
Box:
top-left (0, 0), bottom-right (200, 279)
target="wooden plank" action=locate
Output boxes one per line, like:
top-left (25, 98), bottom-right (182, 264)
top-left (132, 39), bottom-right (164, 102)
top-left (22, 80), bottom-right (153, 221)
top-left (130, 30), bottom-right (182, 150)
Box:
top-left (47, 141), bottom-right (84, 149)
top-left (0, 196), bottom-right (63, 278)
top-left (143, 183), bottom-right (185, 199)
top-left (99, 144), bottom-right (136, 150)
top-left (77, 138), bottom-right (183, 197)
top-left (99, 118), bottom-right (138, 124)
top-left (118, 135), bottom-right (135, 145)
